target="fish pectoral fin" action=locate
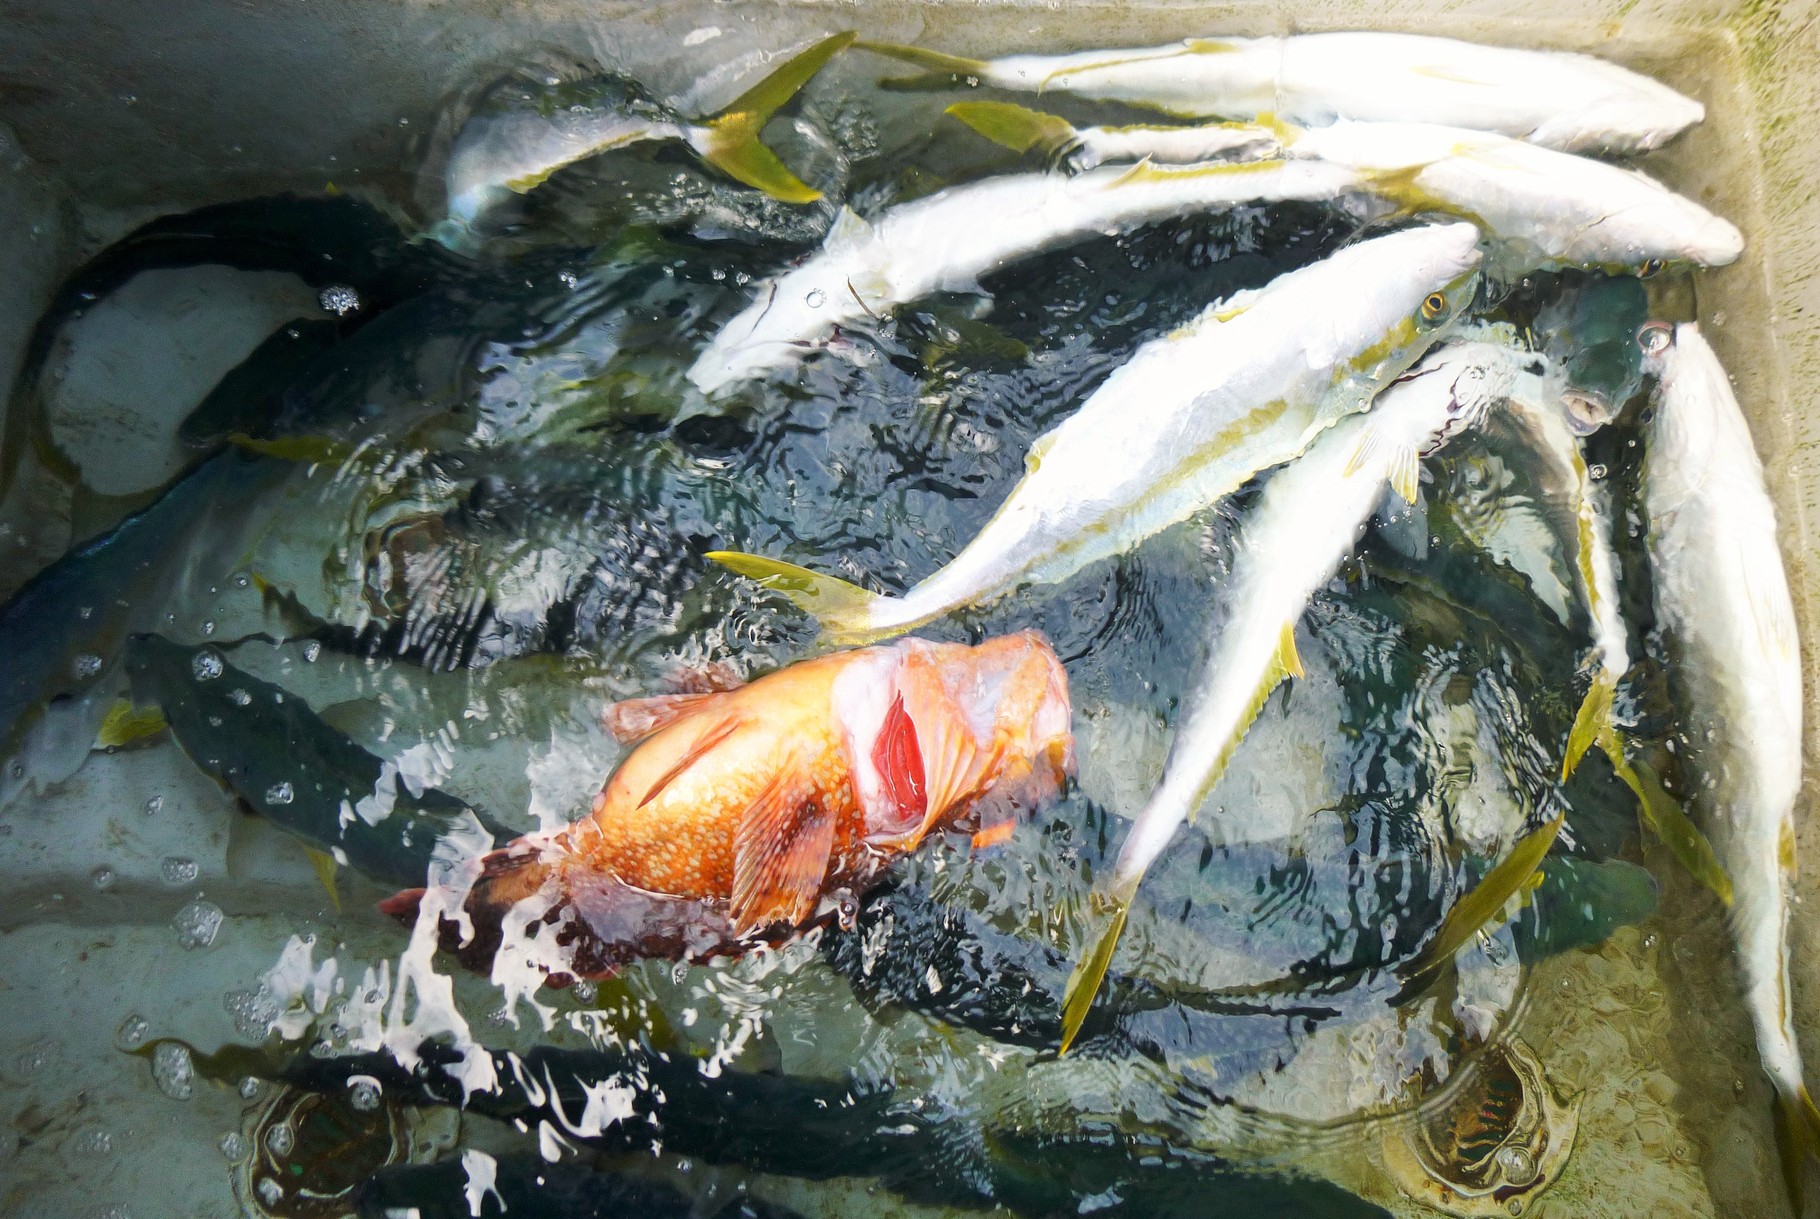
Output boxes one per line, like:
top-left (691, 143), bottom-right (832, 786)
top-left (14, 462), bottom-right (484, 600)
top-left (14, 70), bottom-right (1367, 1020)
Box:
top-left (730, 773), bottom-right (835, 935)
top-left (693, 31), bottom-right (856, 204)
top-left (1618, 756), bottom-right (1734, 905)
top-left (945, 100), bottom-right (1078, 156)
top-left (1400, 812), bottom-right (1565, 988)
top-left (635, 711), bottom-right (746, 808)
top-left (602, 691), bottom-right (728, 744)
top-left (855, 40), bottom-right (990, 90)
top-left (706, 551), bottom-right (900, 643)
top-left (303, 847), bottom-right (342, 913)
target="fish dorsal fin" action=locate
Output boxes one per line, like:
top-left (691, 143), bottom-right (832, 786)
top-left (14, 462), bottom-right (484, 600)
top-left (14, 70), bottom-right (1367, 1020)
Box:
top-left (602, 691), bottom-right (728, 745)
top-left (634, 711), bottom-right (744, 808)
top-left (730, 772), bottom-right (834, 934)
top-left (824, 206), bottom-right (876, 253)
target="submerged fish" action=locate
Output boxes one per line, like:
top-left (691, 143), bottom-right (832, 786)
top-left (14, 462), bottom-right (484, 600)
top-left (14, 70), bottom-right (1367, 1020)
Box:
top-left (1637, 321), bottom-right (1819, 1179)
top-left (383, 631), bottom-right (1074, 978)
top-left (1494, 308), bottom-right (1730, 899)
top-left (1057, 339), bottom-right (1527, 1048)
top-left (949, 106), bottom-right (1742, 272)
top-left (860, 32), bottom-right (1703, 154)
top-left (946, 100), bottom-right (1280, 172)
top-left (711, 223), bottom-right (1483, 642)
top-left (435, 32), bottom-right (854, 245)
top-left (685, 157), bottom-right (1364, 393)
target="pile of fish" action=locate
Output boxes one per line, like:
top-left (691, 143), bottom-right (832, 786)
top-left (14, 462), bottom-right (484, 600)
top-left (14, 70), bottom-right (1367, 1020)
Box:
top-left (0, 22), bottom-right (1811, 1218)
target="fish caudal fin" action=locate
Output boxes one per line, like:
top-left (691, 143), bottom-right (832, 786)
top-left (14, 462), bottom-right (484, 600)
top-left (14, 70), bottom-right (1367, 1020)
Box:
top-left (1401, 812), bottom-right (1564, 988)
top-left (694, 31), bottom-right (856, 203)
top-left (1058, 892), bottom-right (1133, 1054)
top-left (1618, 756), bottom-right (1733, 905)
top-left (706, 551), bottom-right (904, 643)
top-left (1775, 1084), bottom-right (1820, 1213)
top-left (856, 40), bottom-right (992, 90)
top-left (1561, 671), bottom-right (1618, 780)
top-left (945, 101), bottom-right (1077, 156)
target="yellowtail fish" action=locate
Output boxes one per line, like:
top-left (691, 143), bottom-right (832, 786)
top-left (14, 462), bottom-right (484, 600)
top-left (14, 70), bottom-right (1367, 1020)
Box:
top-left (435, 32), bottom-right (854, 246)
top-left (860, 32), bottom-right (1703, 154)
top-left (1497, 339), bottom-right (1730, 900)
top-left (1637, 321), bottom-right (1818, 1187)
top-left (709, 223), bottom-right (1483, 643)
top-left (685, 156), bottom-right (1363, 394)
top-left (948, 105), bottom-right (1742, 272)
top-left (1057, 339), bottom-right (1527, 1049)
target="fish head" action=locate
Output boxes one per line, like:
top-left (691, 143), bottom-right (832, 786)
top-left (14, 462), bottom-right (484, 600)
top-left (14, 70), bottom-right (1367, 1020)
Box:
top-left (838, 631), bottom-right (1073, 852)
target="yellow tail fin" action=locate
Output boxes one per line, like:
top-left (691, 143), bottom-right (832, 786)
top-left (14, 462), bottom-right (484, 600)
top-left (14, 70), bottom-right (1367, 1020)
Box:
top-left (856, 40), bottom-right (992, 90)
top-left (696, 31), bottom-right (856, 203)
top-left (1402, 812), bottom-right (1564, 985)
top-left (945, 101), bottom-right (1078, 156)
top-left (1058, 894), bottom-right (1132, 1054)
top-left (1561, 671), bottom-right (1617, 780)
top-left (706, 550), bottom-right (899, 644)
top-left (1618, 756), bottom-right (1733, 905)
top-left (1774, 1084), bottom-right (1820, 1213)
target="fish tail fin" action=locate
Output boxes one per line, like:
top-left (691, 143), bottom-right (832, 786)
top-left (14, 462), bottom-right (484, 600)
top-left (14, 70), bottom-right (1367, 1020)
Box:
top-left (1400, 812), bottom-right (1564, 989)
top-left (945, 101), bottom-right (1078, 157)
top-left (1774, 1084), bottom-right (1820, 1212)
top-left (1561, 670), bottom-right (1619, 780)
top-left (855, 40), bottom-right (992, 90)
top-left (1616, 755), bottom-right (1734, 906)
top-left (706, 550), bottom-right (907, 644)
top-left (1058, 891), bottom-right (1133, 1055)
top-left (695, 31), bottom-right (856, 203)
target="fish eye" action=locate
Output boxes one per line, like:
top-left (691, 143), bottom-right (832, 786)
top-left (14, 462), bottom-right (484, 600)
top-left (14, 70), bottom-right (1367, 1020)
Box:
top-left (1420, 292), bottom-right (1449, 322)
top-left (1639, 257), bottom-right (1666, 278)
top-left (1637, 322), bottom-right (1674, 355)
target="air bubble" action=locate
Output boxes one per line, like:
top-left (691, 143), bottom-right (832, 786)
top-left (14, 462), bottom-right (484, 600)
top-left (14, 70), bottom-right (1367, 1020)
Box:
top-left (804, 288), bottom-right (826, 308)
top-left (256, 1178), bottom-right (284, 1206)
top-left (191, 649), bottom-right (224, 681)
top-left (569, 978), bottom-right (596, 1003)
top-left (219, 1132), bottom-right (247, 1161)
top-left (71, 653), bottom-right (103, 679)
top-left (239, 1075), bottom-right (264, 1100)
top-left (172, 899), bottom-right (224, 949)
top-left (160, 857), bottom-right (199, 885)
top-left (92, 866), bottom-right (116, 891)
top-left (152, 1041), bottom-right (195, 1100)
top-left (264, 782), bottom-right (295, 806)
top-left (265, 1121), bottom-right (294, 1155)
top-left (228, 688), bottom-right (250, 707)
top-left (200, 620), bottom-right (216, 637)
top-left (319, 284), bottom-right (361, 316)
top-left (70, 1127), bottom-right (113, 1156)
top-left (143, 795), bottom-right (163, 816)
top-left (117, 1015), bottom-right (150, 1049)
top-left (348, 1077), bottom-right (382, 1111)
top-left (302, 642), bottom-right (321, 662)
